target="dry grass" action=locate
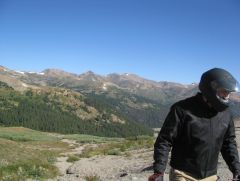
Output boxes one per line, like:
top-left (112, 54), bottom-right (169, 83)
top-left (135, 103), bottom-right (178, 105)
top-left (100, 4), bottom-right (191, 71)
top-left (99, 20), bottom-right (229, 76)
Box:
top-left (0, 127), bottom-right (155, 180)
top-left (0, 127), bottom-right (71, 180)
top-left (79, 136), bottom-right (154, 158)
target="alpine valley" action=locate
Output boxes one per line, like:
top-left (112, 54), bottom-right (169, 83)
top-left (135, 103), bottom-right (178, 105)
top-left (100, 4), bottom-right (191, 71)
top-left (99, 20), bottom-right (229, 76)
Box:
top-left (0, 65), bottom-right (239, 137)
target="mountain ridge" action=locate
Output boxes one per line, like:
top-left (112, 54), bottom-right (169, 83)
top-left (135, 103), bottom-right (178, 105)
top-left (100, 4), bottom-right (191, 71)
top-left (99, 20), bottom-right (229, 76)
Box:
top-left (0, 65), bottom-right (239, 137)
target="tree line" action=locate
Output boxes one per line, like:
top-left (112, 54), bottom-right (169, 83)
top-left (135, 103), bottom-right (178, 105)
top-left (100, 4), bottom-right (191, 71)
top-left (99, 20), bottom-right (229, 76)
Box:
top-left (0, 83), bottom-right (153, 137)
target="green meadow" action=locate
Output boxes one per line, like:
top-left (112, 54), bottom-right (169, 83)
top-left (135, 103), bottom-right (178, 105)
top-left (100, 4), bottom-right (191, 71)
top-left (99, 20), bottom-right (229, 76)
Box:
top-left (0, 126), bottom-right (154, 181)
top-left (0, 127), bottom-right (68, 180)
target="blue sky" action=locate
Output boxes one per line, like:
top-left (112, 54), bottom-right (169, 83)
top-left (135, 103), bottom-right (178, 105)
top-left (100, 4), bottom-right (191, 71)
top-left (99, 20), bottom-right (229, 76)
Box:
top-left (0, 0), bottom-right (240, 84)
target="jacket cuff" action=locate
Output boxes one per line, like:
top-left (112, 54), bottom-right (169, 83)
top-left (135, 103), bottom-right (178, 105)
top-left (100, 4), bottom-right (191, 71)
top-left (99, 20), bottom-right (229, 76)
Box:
top-left (153, 162), bottom-right (164, 173)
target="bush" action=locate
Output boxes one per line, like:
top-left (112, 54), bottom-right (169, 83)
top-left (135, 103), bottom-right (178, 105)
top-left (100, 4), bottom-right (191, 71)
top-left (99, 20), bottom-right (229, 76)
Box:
top-left (107, 148), bottom-right (121, 155)
top-left (67, 155), bottom-right (80, 162)
top-left (84, 175), bottom-right (100, 181)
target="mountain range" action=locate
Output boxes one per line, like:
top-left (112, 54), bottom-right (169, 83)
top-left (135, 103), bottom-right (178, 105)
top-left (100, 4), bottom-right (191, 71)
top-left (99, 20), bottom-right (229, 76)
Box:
top-left (0, 65), bottom-right (239, 137)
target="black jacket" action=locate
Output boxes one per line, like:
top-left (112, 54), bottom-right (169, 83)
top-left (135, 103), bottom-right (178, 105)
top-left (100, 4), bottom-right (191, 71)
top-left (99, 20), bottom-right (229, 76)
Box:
top-left (153, 93), bottom-right (240, 179)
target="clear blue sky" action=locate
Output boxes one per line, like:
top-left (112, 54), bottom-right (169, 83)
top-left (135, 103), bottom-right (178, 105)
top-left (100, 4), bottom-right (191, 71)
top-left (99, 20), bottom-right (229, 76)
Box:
top-left (0, 0), bottom-right (240, 84)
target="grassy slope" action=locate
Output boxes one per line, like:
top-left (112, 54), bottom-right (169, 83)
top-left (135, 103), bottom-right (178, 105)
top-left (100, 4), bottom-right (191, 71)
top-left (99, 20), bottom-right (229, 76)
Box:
top-left (0, 126), bottom-right (155, 180)
top-left (0, 127), bottom-right (69, 180)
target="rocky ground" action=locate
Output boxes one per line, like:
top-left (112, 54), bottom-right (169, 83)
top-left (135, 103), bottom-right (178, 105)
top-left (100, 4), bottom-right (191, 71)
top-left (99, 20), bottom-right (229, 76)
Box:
top-left (48, 127), bottom-right (240, 181)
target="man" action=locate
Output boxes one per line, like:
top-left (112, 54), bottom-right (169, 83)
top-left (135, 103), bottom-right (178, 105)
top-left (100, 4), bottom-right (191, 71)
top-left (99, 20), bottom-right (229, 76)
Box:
top-left (149, 68), bottom-right (240, 181)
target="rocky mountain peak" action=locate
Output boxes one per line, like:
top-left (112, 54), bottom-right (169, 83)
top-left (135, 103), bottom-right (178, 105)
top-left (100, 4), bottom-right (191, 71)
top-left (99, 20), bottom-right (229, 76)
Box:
top-left (107, 73), bottom-right (147, 83)
top-left (0, 65), bottom-right (7, 71)
top-left (84, 70), bottom-right (95, 75)
top-left (42, 69), bottom-right (77, 77)
top-left (78, 71), bottom-right (105, 82)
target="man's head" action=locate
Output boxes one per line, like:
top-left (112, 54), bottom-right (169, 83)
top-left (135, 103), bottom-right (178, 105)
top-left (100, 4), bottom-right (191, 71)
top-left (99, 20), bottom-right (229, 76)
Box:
top-left (199, 68), bottom-right (239, 112)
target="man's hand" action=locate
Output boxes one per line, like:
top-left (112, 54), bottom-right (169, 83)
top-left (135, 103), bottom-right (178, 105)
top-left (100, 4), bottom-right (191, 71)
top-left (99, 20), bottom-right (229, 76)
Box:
top-left (233, 175), bottom-right (240, 181)
top-left (148, 173), bottom-right (163, 181)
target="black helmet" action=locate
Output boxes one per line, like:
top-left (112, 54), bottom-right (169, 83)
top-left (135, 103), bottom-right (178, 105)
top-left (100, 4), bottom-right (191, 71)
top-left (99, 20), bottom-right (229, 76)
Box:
top-left (199, 68), bottom-right (239, 112)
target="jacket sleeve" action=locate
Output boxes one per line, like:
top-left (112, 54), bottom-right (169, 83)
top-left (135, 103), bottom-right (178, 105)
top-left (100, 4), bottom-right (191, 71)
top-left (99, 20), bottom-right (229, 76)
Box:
top-left (221, 118), bottom-right (240, 175)
top-left (153, 105), bottom-right (183, 173)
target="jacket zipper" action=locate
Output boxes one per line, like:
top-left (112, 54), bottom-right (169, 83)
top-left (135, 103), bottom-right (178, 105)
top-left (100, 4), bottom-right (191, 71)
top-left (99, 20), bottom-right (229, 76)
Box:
top-left (205, 118), bottom-right (213, 177)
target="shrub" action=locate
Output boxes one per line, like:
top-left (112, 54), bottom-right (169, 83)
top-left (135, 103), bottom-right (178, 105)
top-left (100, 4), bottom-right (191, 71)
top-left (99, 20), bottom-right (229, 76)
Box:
top-left (67, 155), bottom-right (80, 162)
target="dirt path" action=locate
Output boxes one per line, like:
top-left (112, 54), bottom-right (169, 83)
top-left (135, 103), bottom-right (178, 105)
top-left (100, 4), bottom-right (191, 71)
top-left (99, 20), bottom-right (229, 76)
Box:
top-left (53, 148), bottom-right (158, 181)
top-left (49, 128), bottom-right (240, 181)
top-left (54, 139), bottom-right (85, 175)
top-left (48, 138), bottom-right (157, 181)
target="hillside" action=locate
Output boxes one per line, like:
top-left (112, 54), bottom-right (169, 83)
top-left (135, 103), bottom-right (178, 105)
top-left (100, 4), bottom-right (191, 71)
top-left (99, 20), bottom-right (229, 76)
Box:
top-left (0, 82), bottom-right (154, 137)
top-left (0, 66), bottom-right (198, 104)
top-left (1, 65), bottom-right (240, 137)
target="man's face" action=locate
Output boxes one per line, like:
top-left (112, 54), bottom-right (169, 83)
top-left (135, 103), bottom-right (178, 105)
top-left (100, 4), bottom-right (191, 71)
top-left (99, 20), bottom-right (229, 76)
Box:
top-left (216, 88), bottom-right (231, 102)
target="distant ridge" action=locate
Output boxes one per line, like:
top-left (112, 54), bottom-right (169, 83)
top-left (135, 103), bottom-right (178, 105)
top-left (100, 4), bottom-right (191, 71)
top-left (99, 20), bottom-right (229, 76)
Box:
top-left (0, 65), bottom-right (239, 137)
